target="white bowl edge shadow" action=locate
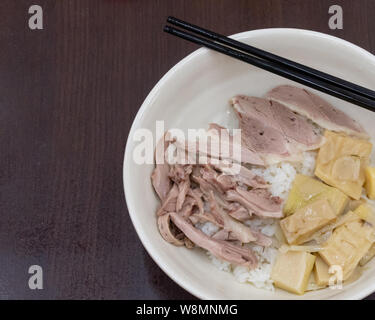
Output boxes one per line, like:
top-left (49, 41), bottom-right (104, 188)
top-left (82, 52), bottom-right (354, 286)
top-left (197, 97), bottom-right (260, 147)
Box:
top-left (123, 28), bottom-right (375, 300)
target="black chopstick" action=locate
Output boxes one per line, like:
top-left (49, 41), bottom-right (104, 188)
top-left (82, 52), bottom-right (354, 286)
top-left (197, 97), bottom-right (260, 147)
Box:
top-left (164, 21), bottom-right (375, 112)
top-left (167, 16), bottom-right (375, 101)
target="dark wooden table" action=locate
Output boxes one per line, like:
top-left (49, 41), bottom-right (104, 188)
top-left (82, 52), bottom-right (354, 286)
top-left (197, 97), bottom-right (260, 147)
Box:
top-left (0, 0), bottom-right (374, 300)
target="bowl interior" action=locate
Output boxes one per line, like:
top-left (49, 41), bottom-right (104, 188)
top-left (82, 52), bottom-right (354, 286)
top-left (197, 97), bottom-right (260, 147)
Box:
top-left (124, 28), bottom-right (375, 299)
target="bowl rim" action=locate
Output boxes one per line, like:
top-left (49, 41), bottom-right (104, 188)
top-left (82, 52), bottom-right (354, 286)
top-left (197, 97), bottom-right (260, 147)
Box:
top-left (123, 27), bottom-right (375, 300)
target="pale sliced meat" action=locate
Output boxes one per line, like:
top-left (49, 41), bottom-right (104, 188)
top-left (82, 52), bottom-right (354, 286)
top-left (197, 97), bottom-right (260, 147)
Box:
top-left (250, 230), bottom-right (273, 247)
top-left (172, 125), bottom-right (265, 166)
top-left (170, 212), bottom-right (258, 268)
top-left (212, 229), bottom-right (241, 241)
top-left (176, 179), bottom-right (190, 212)
top-left (157, 214), bottom-right (184, 246)
top-left (169, 164), bottom-right (192, 183)
top-left (266, 85), bottom-right (368, 139)
top-left (193, 168), bottom-right (280, 219)
top-left (216, 174), bottom-right (237, 191)
top-left (156, 184), bottom-right (178, 216)
top-left (191, 173), bottom-right (232, 210)
top-left (189, 211), bottom-right (222, 226)
top-left (214, 227), bottom-right (273, 247)
top-left (236, 188), bottom-right (283, 217)
top-left (231, 95), bottom-right (325, 162)
top-left (151, 166), bottom-right (171, 201)
top-left (187, 188), bottom-right (204, 215)
top-left (192, 174), bottom-right (217, 196)
top-left (207, 123), bottom-right (265, 165)
top-left (213, 162), bottom-right (268, 189)
top-left (269, 100), bottom-right (325, 151)
top-left (231, 95), bottom-right (291, 155)
top-left (200, 164), bottom-right (252, 193)
top-left (228, 205), bottom-right (251, 221)
top-left (178, 196), bottom-right (196, 219)
top-left (166, 164), bottom-right (193, 213)
top-left (151, 135), bottom-right (172, 201)
top-left (158, 214), bottom-right (195, 249)
top-left (200, 165), bottom-right (227, 193)
top-left (225, 188), bottom-right (283, 218)
top-left (211, 219), bottom-right (272, 247)
top-left (208, 191), bottom-right (257, 243)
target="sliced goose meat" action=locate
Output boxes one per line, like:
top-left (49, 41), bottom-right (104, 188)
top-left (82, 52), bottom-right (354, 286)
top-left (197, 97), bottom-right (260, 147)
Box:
top-left (231, 96), bottom-right (300, 164)
top-left (213, 162), bottom-right (268, 189)
top-left (158, 214), bottom-right (195, 249)
top-left (266, 85), bottom-right (368, 139)
top-left (192, 173), bottom-right (229, 205)
top-left (234, 171), bottom-right (268, 189)
top-left (231, 95), bottom-right (290, 154)
top-left (170, 212), bottom-right (258, 268)
top-left (236, 188), bottom-right (283, 218)
top-left (151, 135), bottom-right (172, 201)
top-left (193, 175), bottom-right (234, 212)
top-left (176, 179), bottom-right (190, 212)
top-left (201, 164), bottom-right (244, 193)
top-left (204, 162), bottom-right (263, 191)
top-left (212, 229), bottom-right (237, 241)
top-left (156, 184), bottom-right (178, 216)
top-left (212, 227), bottom-right (273, 247)
top-left (192, 164), bottom-right (202, 177)
top-left (207, 123), bottom-right (265, 165)
top-left (169, 164), bottom-right (192, 183)
top-left (178, 195), bottom-right (196, 219)
top-left (189, 211), bottom-right (222, 226)
top-left (165, 140), bottom-right (197, 166)
top-left (225, 187), bottom-right (283, 218)
top-left (216, 174), bottom-right (237, 191)
top-left (228, 204), bottom-right (251, 221)
top-left (192, 175), bottom-right (217, 195)
top-left (157, 214), bottom-right (184, 246)
top-left (195, 165), bottom-right (254, 210)
top-left (200, 165), bottom-right (225, 193)
top-left (269, 100), bottom-right (325, 151)
top-left (167, 164), bottom-right (193, 213)
top-left (238, 188), bottom-right (282, 211)
top-left (187, 188), bottom-right (204, 215)
top-left (231, 95), bottom-right (324, 163)
top-left (208, 191), bottom-right (257, 243)
top-left (172, 125), bottom-right (265, 166)
top-left (251, 230), bottom-right (273, 247)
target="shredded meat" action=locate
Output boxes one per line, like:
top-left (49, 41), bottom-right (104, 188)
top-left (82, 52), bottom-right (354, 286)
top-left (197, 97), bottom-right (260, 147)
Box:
top-left (266, 85), bottom-right (368, 139)
top-left (170, 212), bottom-right (258, 268)
top-left (151, 127), bottom-right (285, 269)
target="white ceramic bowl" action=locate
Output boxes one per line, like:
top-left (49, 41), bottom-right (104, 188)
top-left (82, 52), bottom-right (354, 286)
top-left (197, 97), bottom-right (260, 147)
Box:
top-left (124, 28), bottom-right (375, 299)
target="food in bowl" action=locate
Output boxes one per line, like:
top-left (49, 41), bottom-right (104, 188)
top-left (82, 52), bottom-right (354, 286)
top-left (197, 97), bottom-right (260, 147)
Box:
top-left (150, 84), bottom-right (375, 295)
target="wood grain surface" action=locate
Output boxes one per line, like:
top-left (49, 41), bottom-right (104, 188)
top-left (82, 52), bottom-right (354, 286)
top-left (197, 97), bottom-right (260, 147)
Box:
top-left (0, 0), bottom-right (374, 299)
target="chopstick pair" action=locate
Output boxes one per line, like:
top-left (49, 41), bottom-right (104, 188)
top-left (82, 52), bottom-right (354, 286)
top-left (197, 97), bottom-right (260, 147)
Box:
top-left (164, 16), bottom-right (375, 112)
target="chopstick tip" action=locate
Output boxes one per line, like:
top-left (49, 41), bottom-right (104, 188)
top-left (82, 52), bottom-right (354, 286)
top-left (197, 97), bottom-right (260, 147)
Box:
top-left (163, 25), bottom-right (172, 33)
top-left (167, 16), bottom-right (175, 23)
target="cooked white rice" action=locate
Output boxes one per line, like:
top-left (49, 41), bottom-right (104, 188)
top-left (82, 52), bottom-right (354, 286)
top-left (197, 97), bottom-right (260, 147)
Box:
top-left (252, 162), bottom-right (296, 199)
top-left (195, 221), bottom-right (220, 237)
top-left (197, 150), bottom-right (317, 291)
top-left (300, 151), bottom-right (318, 176)
top-left (251, 150), bottom-right (317, 199)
